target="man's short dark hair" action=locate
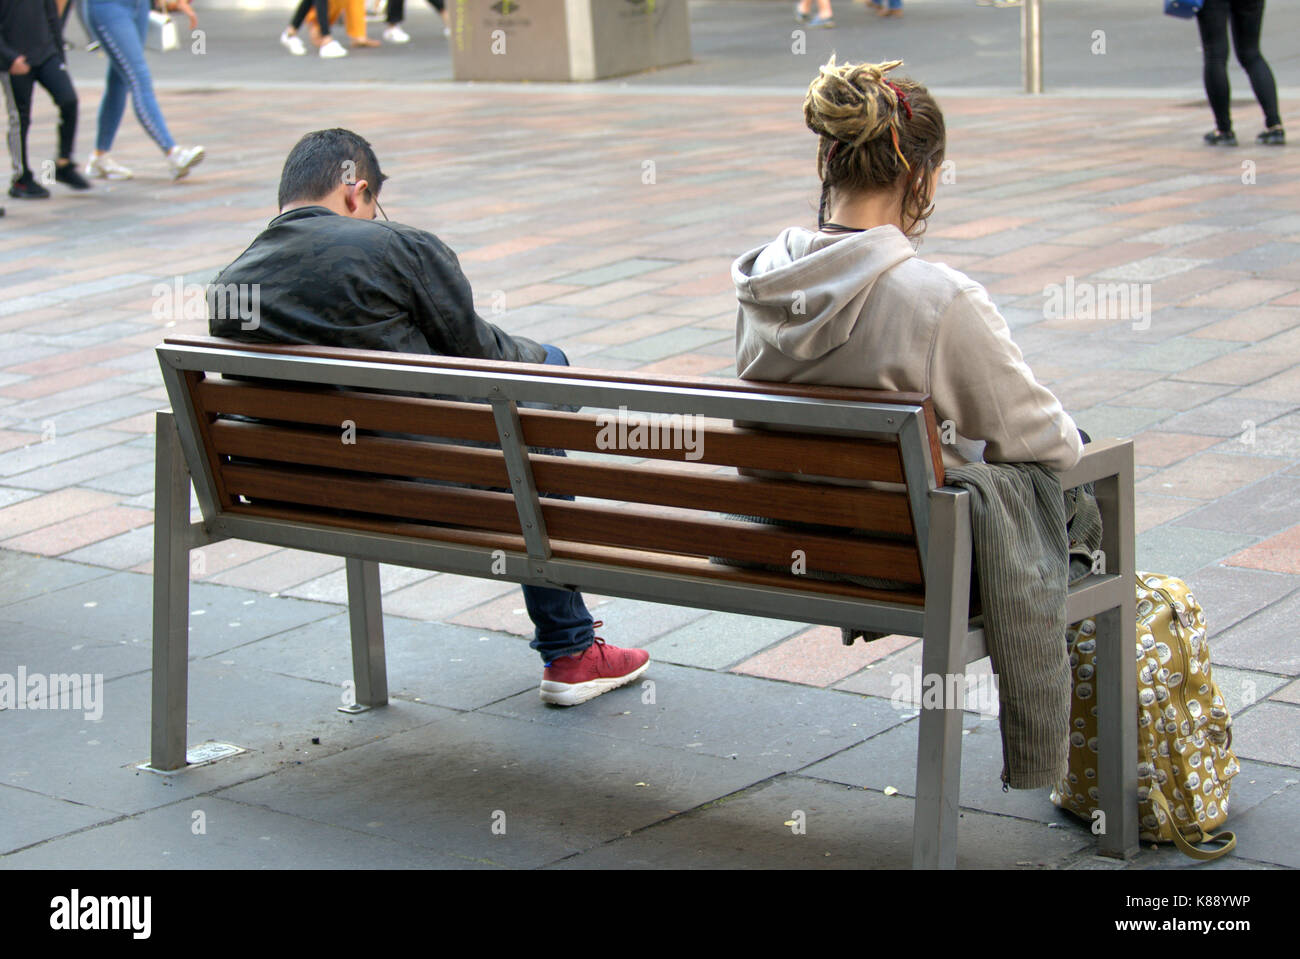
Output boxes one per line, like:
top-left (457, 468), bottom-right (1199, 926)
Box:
top-left (277, 129), bottom-right (388, 209)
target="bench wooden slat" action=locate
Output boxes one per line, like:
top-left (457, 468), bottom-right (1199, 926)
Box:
top-left (199, 379), bottom-right (503, 443)
top-left (198, 378), bottom-right (907, 484)
top-left (220, 463), bottom-right (922, 584)
top-left (223, 464), bottom-right (524, 535)
top-left (185, 372), bottom-right (235, 510)
top-left (208, 420), bottom-right (915, 536)
top-left (518, 414), bottom-right (905, 483)
top-left (531, 459), bottom-right (913, 535)
top-left (543, 502), bottom-right (922, 584)
top-left (211, 420), bottom-right (512, 490)
top-left (229, 501), bottom-right (928, 607)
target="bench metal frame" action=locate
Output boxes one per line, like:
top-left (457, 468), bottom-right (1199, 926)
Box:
top-left (152, 343), bottom-right (1138, 868)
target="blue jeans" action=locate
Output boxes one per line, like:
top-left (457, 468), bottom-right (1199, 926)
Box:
top-left (522, 345), bottom-right (596, 664)
top-left (84, 0), bottom-right (175, 153)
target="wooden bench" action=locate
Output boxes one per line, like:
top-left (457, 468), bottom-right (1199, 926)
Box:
top-left (151, 334), bottom-right (1139, 868)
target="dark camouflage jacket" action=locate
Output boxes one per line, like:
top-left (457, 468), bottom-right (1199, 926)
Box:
top-left (208, 205), bottom-right (547, 364)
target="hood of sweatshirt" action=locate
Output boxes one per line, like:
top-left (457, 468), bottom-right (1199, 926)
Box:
top-left (732, 225), bottom-right (916, 362)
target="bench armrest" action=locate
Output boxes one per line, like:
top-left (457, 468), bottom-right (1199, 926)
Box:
top-left (1055, 437), bottom-right (1133, 492)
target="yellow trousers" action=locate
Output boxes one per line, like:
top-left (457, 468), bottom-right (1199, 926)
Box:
top-left (305, 0), bottom-right (368, 42)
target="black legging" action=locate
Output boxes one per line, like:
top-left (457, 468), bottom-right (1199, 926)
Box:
top-left (4, 52), bottom-right (78, 179)
top-left (1196, 0), bottom-right (1281, 132)
top-left (387, 0), bottom-right (444, 25)
top-left (290, 0), bottom-right (332, 37)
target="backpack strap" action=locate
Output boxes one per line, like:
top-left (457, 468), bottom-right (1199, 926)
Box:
top-left (1150, 791), bottom-right (1236, 862)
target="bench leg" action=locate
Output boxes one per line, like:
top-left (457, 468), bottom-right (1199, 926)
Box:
top-left (151, 412), bottom-right (191, 771)
top-left (344, 557), bottom-right (388, 710)
top-left (912, 489), bottom-right (972, 870)
top-left (1095, 604), bottom-right (1139, 858)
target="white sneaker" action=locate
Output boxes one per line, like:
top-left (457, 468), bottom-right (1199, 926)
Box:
top-left (382, 24), bottom-right (410, 44)
top-left (319, 37), bottom-right (349, 57)
top-left (87, 152), bottom-right (133, 180)
top-left (167, 145), bottom-right (204, 180)
top-left (280, 29), bottom-right (307, 55)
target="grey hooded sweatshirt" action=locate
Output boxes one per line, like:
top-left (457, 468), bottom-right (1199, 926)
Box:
top-left (733, 224), bottom-right (1082, 472)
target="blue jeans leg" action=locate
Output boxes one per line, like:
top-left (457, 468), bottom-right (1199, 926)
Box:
top-left (522, 342), bottom-right (596, 664)
top-left (86, 0), bottom-right (175, 153)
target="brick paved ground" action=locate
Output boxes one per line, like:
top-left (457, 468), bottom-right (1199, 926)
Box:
top-left (1, 8), bottom-right (1297, 869)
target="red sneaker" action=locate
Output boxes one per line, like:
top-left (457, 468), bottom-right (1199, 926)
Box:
top-left (540, 635), bottom-right (650, 706)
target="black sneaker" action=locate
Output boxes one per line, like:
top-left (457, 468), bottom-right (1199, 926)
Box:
top-left (8, 175), bottom-right (51, 199)
top-left (1257, 127), bottom-right (1286, 146)
top-left (1204, 129), bottom-right (1237, 146)
top-left (54, 163), bottom-right (91, 190)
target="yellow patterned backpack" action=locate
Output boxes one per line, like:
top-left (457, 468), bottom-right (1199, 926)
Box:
top-left (1051, 572), bottom-right (1238, 861)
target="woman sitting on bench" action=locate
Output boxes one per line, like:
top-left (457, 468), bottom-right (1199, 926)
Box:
top-left (731, 57), bottom-right (1081, 473)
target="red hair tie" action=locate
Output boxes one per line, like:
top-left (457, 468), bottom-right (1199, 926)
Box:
top-left (883, 79), bottom-right (912, 120)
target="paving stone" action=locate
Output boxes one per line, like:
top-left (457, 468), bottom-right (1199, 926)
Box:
top-left (0, 488), bottom-right (120, 540)
top-left (222, 614), bottom-right (539, 713)
top-left (1154, 395), bottom-right (1294, 434)
top-left (5, 445), bottom-right (153, 492)
top-left (0, 784), bottom-right (120, 857)
top-left (1214, 424), bottom-right (1300, 460)
top-left (1209, 780), bottom-right (1300, 869)
top-left (555, 259), bottom-right (677, 287)
top-left (1131, 431), bottom-right (1220, 467)
top-left (0, 488), bottom-right (37, 510)
top-left (207, 548), bottom-right (345, 592)
top-left (1110, 380), bottom-right (1234, 412)
top-left (2, 504), bottom-right (153, 556)
top-left (0, 795), bottom-right (467, 869)
top-left (1226, 524), bottom-right (1300, 575)
top-left (484, 661), bottom-right (907, 770)
top-left (0, 569), bottom-right (338, 672)
top-left (1073, 406), bottom-right (1177, 442)
top-left (0, 378), bottom-right (147, 421)
top-left (219, 711), bottom-right (778, 869)
top-left (1112, 337), bottom-right (1240, 373)
top-left (1174, 476), bottom-right (1300, 537)
top-left (1212, 667), bottom-right (1289, 718)
top-left (1126, 306), bottom-right (1236, 344)
top-left (0, 552), bottom-right (114, 608)
top-left (1272, 680), bottom-right (1300, 705)
top-left (1213, 243), bottom-right (1300, 273)
top-left (804, 709), bottom-right (1065, 821)
top-left (59, 524), bottom-right (158, 570)
top-left (1183, 565), bottom-right (1299, 633)
top-left (640, 611), bottom-right (805, 670)
top-left (1215, 591), bottom-right (1300, 674)
top-left (0, 660), bottom-right (455, 817)
top-left (552, 775), bottom-right (1089, 870)
top-left (569, 596), bottom-right (711, 646)
top-left (600, 326), bottom-right (728, 363)
top-left (280, 563), bottom-right (437, 605)
top-left (731, 625), bottom-right (909, 688)
top-left (11, 395), bottom-right (166, 436)
top-left (1227, 703), bottom-right (1300, 767)
top-left (0, 430), bottom-right (130, 479)
top-left (1135, 451), bottom-right (1286, 500)
top-left (1135, 495), bottom-right (1199, 536)
top-left (832, 640), bottom-right (999, 716)
top-left (380, 573), bottom-right (520, 623)
top-left (1135, 527), bottom-right (1259, 582)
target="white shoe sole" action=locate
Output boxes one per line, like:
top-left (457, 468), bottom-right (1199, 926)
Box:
top-left (539, 658), bottom-right (650, 707)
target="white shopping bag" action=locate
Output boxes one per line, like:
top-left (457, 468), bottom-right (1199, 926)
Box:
top-left (147, 10), bottom-right (179, 52)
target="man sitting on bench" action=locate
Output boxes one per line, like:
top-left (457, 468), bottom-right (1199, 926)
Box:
top-left (207, 127), bottom-right (649, 707)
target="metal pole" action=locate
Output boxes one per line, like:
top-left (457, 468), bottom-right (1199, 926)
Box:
top-left (1022, 0), bottom-right (1043, 94)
